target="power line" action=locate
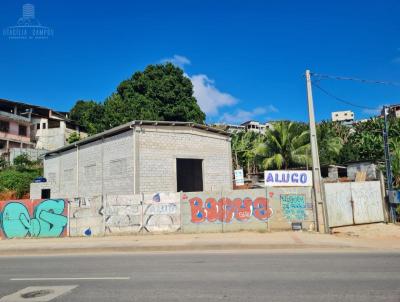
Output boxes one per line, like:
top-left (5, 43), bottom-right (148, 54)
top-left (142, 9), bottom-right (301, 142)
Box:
top-left (311, 82), bottom-right (378, 110)
top-left (311, 72), bottom-right (400, 87)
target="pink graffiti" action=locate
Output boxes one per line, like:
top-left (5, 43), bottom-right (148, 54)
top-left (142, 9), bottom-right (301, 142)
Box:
top-left (189, 196), bottom-right (273, 223)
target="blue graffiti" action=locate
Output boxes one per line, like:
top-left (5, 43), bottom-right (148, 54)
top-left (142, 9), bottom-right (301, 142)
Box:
top-left (0, 199), bottom-right (68, 238)
top-left (280, 195), bottom-right (307, 222)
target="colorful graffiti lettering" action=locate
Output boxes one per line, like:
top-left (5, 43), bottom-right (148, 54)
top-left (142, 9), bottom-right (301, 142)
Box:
top-left (189, 196), bottom-right (273, 223)
top-left (280, 194), bottom-right (307, 221)
top-left (0, 199), bottom-right (68, 238)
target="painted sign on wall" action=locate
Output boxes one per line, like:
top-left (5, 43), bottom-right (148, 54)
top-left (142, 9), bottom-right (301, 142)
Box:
top-left (189, 196), bottom-right (273, 223)
top-left (0, 199), bottom-right (68, 239)
top-left (264, 170), bottom-right (312, 187)
top-left (280, 194), bottom-right (307, 221)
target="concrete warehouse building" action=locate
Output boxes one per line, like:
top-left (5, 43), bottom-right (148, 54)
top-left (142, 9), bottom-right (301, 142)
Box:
top-left (31, 121), bottom-right (233, 199)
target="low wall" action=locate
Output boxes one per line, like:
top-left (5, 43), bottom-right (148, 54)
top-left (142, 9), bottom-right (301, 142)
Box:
top-left (0, 199), bottom-right (68, 239)
top-left (69, 193), bottom-right (181, 236)
top-left (1, 188), bottom-right (315, 238)
top-left (181, 187), bottom-right (314, 233)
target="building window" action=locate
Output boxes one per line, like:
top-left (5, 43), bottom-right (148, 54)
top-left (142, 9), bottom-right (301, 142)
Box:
top-left (19, 125), bottom-right (27, 136)
top-left (110, 159), bottom-right (127, 176)
top-left (42, 123), bottom-right (47, 129)
top-left (0, 121), bottom-right (9, 133)
top-left (37, 123), bottom-right (41, 129)
top-left (84, 164), bottom-right (96, 178)
top-left (48, 120), bottom-right (60, 129)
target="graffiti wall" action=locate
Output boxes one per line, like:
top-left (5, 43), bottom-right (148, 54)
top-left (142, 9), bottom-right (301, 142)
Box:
top-left (104, 193), bottom-right (180, 234)
top-left (267, 187), bottom-right (314, 230)
top-left (0, 199), bottom-right (68, 239)
top-left (69, 196), bottom-right (104, 236)
top-left (181, 188), bottom-right (314, 233)
top-left (68, 193), bottom-right (181, 236)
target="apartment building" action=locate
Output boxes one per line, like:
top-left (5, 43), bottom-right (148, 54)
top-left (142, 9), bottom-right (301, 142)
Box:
top-left (0, 99), bottom-right (86, 161)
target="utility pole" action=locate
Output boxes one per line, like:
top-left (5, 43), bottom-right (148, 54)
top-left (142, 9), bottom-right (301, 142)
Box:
top-left (305, 70), bottom-right (329, 233)
top-left (382, 105), bottom-right (395, 221)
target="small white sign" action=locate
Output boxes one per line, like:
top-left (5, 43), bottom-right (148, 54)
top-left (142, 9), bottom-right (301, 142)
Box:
top-left (264, 170), bottom-right (313, 187)
top-left (234, 169), bottom-right (244, 186)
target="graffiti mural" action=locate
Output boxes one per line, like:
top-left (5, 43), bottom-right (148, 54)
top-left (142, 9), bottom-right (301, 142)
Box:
top-left (0, 199), bottom-right (68, 238)
top-left (189, 196), bottom-right (273, 223)
top-left (101, 193), bottom-right (181, 234)
top-left (280, 194), bottom-right (307, 222)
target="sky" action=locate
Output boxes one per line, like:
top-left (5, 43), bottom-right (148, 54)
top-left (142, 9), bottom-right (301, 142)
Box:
top-left (0, 0), bottom-right (399, 124)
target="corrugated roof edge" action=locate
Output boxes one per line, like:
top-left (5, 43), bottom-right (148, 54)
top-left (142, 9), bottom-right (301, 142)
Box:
top-left (44, 120), bottom-right (230, 157)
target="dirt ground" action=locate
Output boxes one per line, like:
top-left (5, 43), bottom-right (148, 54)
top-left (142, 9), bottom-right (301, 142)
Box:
top-left (332, 222), bottom-right (400, 239)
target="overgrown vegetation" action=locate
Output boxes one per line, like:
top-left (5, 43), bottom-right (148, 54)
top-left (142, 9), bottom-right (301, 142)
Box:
top-left (231, 118), bottom-right (400, 189)
top-left (0, 154), bottom-right (42, 199)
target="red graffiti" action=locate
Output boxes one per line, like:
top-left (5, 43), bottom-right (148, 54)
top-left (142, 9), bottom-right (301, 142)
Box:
top-left (189, 196), bottom-right (273, 223)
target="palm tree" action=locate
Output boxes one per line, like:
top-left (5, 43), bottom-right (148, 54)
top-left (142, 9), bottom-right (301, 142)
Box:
top-left (256, 121), bottom-right (311, 169)
top-left (231, 131), bottom-right (265, 174)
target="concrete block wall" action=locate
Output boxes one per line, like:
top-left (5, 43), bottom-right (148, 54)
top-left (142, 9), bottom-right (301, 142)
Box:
top-left (68, 192), bottom-right (181, 236)
top-left (181, 187), bottom-right (315, 233)
top-left (138, 126), bottom-right (232, 193)
top-left (43, 131), bottom-right (134, 199)
top-left (102, 132), bottom-right (134, 195)
top-left (69, 196), bottom-right (104, 237)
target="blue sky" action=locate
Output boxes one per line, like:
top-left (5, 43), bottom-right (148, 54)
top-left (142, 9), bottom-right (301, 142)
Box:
top-left (0, 0), bottom-right (399, 123)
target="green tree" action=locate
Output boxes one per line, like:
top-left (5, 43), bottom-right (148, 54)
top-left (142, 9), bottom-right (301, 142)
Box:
top-left (317, 121), bottom-right (348, 165)
top-left (109, 63), bottom-right (205, 125)
top-left (256, 121), bottom-right (311, 169)
top-left (70, 63), bottom-right (206, 135)
top-left (67, 132), bottom-right (81, 144)
top-left (70, 100), bottom-right (105, 135)
top-left (339, 118), bottom-right (384, 163)
top-left (231, 131), bottom-right (267, 175)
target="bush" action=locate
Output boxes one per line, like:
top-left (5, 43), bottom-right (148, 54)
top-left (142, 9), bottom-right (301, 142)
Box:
top-left (0, 168), bottom-right (42, 198)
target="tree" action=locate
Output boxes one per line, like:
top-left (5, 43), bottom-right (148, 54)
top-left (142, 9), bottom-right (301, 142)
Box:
top-left (70, 64), bottom-right (205, 134)
top-left (70, 100), bottom-right (105, 135)
top-left (256, 121), bottom-right (311, 169)
top-left (13, 153), bottom-right (34, 171)
top-left (338, 118), bottom-right (384, 163)
top-left (108, 63), bottom-right (205, 126)
top-left (317, 121), bottom-right (348, 166)
top-left (67, 132), bottom-right (81, 144)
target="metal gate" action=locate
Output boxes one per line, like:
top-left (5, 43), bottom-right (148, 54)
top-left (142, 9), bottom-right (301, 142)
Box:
top-left (324, 181), bottom-right (385, 227)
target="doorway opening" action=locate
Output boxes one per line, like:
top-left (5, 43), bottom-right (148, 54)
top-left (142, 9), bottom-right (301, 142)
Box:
top-left (41, 189), bottom-right (51, 199)
top-left (176, 158), bottom-right (203, 192)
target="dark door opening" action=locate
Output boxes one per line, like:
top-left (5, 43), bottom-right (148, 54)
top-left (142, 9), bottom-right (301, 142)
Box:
top-left (176, 158), bottom-right (203, 192)
top-left (41, 189), bottom-right (51, 199)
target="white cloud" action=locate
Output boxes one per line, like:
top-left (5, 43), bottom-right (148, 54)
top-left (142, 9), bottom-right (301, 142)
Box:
top-left (220, 106), bottom-right (278, 124)
top-left (161, 55), bottom-right (191, 67)
top-left (190, 74), bottom-right (238, 116)
top-left (159, 54), bottom-right (278, 121)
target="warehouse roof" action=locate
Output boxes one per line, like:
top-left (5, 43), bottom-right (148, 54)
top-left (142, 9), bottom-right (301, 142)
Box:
top-left (45, 120), bottom-right (230, 157)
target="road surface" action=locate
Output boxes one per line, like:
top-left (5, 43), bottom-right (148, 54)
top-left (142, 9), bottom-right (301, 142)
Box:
top-left (0, 251), bottom-right (399, 301)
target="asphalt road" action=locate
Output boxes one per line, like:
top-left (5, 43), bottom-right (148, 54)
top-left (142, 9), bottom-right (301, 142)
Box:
top-left (0, 251), bottom-right (399, 302)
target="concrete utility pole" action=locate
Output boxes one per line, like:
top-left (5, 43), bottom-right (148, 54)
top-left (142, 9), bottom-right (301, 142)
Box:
top-left (382, 105), bottom-right (395, 221)
top-left (305, 70), bottom-right (329, 233)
